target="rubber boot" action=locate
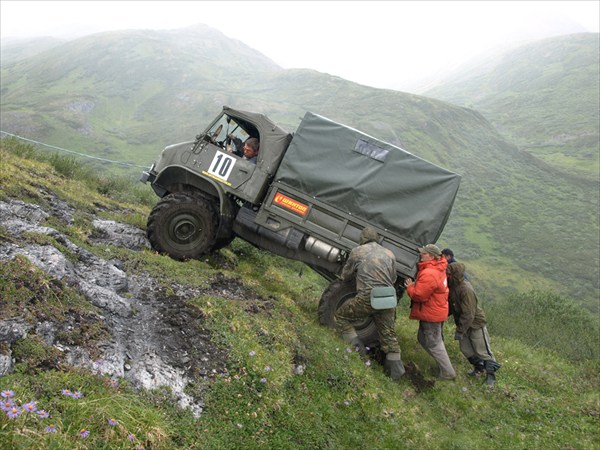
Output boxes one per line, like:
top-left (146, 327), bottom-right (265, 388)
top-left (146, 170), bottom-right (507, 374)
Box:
top-left (484, 360), bottom-right (501, 386)
top-left (383, 352), bottom-right (406, 380)
top-left (350, 337), bottom-right (367, 357)
top-left (467, 356), bottom-right (485, 377)
top-left (342, 331), bottom-right (367, 357)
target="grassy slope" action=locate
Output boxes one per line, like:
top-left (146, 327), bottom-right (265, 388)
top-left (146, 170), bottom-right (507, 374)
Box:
top-left (0, 29), bottom-right (598, 310)
top-left (425, 33), bottom-right (600, 181)
top-left (0, 142), bottom-right (598, 449)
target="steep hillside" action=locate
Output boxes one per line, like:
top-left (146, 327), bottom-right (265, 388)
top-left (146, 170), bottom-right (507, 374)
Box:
top-left (425, 33), bottom-right (600, 181)
top-left (0, 141), bottom-right (598, 450)
top-left (0, 26), bottom-right (598, 309)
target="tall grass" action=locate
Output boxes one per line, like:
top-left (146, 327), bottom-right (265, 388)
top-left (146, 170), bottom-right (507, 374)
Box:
top-left (486, 289), bottom-right (599, 361)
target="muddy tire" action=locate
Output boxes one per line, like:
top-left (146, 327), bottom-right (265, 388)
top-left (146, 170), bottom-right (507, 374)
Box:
top-left (147, 192), bottom-right (217, 260)
top-left (317, 279), bottom-right (380, 347)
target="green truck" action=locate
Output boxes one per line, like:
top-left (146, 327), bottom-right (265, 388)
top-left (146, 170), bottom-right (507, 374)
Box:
top-left (140, 106), bottom-right (460, 345)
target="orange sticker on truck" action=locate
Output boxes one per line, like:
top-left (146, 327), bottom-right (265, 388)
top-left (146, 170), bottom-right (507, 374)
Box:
top-left (273, 193), bottom-right (309, 217)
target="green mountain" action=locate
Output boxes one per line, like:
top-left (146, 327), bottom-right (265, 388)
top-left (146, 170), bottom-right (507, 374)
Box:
top-left (0, 26), bottom-right (598, 310)
top-left (425, 33), bottom-right (600, 182)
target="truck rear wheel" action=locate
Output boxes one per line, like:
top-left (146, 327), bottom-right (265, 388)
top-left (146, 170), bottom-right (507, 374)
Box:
top-left (147, 192), bottom-right (217, 260)
top-left (317, 279), bottom-right (380, 347)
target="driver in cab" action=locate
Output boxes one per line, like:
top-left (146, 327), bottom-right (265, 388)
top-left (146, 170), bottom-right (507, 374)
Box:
top-left (227, 135), bottom-right (259, 164)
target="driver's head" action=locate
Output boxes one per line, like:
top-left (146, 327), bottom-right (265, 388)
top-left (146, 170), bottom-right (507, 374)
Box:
top-left (243, 138), bottom-right (259, 158)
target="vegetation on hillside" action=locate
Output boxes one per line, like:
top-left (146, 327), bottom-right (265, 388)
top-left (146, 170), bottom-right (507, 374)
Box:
top-left (1, 29), bottom-right (597, 312)
top-left (426, 33), bottom-right (599, 181)
top-left (1, 138), bottom-right (598, 449)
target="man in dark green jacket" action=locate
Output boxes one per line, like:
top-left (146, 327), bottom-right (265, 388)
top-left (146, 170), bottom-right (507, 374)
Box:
top-left (335, 226), bottom-right (406, 381)
top-left (447, 262), bottom-right (501, 386)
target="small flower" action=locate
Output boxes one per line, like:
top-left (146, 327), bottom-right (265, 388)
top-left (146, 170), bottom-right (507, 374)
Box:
top-left (236, 423), bottom-right (243, 429)
top-left (128, 433), bottom-right (136, 441)
top-left (248, 351), bottom-right (256, 357)
top-left (1, 390), bottom-right (14, 398)
top-left (343, 400), bottom-right (351, 406)
top-left (72, 391), bottom-right (82, 399)
top-left (108, 378), bottom-right (119, 388)
top-left (61, 389), bottom-right (72, 396)
top-left (45, 424), bottom-right (57, 433)
top-left (264, 366), bottom-right (271, 371)
top-left (1, 400), bottom-right (14, 411)
top-left (79, 429), bottom-right (90, 438)
top-left (346, 347), bottom-right (352, 353)
top-left (136, 446), bottom-right (145, 450)
top-left (23, 401), bottom-right (37, 413)
top-left (7, 407), bottom-right (21, 419)
top-left (38, 410), bottom-right (49, 419)
top-left (108, 418), bottom-right (118, 426)
top-left (260, 378), bottom-right (267, 383)
top-left (233, 375), bottom-right (240, 380)
top-left (365, 360), bottom-right (372, 367)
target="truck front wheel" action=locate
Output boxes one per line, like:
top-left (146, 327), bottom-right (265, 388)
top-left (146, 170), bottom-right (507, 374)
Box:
top-left (147, 192), bottom-right (217, 260)
top-left (317, 279), bottom-right (380, 347)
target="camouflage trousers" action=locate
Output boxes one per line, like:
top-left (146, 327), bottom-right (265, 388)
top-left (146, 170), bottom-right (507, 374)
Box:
top-left (334, 294), bottom-right (401, 354)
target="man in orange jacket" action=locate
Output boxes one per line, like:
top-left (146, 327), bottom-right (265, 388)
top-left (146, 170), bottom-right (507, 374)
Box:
top-left (404, 244), bottom-right (456, 380)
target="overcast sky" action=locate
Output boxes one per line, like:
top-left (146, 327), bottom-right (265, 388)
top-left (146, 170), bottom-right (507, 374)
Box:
top-left (1, 1), bottom-right (599, 91)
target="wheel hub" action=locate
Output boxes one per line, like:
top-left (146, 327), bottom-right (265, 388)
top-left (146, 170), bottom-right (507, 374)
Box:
top-left (171, 215), bottom-right (200, 242)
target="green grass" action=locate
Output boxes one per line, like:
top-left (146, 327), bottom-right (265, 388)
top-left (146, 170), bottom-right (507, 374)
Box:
top-left (1, 137), bottom-right (599, 450)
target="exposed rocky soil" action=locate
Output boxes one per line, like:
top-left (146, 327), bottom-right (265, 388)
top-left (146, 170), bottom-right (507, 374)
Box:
top-left (0, 196), bottom-right (259, 416)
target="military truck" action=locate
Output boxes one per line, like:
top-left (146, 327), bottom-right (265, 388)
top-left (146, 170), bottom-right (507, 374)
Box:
top-left (140, 106), bottom-right (460, 346)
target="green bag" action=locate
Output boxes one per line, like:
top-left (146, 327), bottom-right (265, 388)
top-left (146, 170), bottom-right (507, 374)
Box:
top-left (370, 286), bottom-right (397, 310)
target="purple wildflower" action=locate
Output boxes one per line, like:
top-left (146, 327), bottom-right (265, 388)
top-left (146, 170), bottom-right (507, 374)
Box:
top-left (264, 366), bottom-right (271, 372)
top-left (260, 378), bottom-right (267, 383)
top-left (79, 429), bottom-right (90, 438)
top-left (71, 391), bottom-right (82, 399)
top-left (45, 424), bottom-right (57, 433)
top-left (128, 433), bottom-right (136, 441)
top-left (108, 418), bottom-right (118, 426)
top-left (23, 401), bottom-right (37, 413)
top-left (61, 389), bottom-right (72, 396)
top-left (248, 351), bottom-right (256, 357)
top-left (108, 378), bottom-right (119, 388)
top-left (1, 390), bottom-right (14, 398)
top-left (7, 407), bottom-right (21, 419)
top-left (1, 400), bottom-right (14, 411)
top-left (346, 347), bottom-right (352, 353)
top-left (38, 410), bottom-right (49, 419)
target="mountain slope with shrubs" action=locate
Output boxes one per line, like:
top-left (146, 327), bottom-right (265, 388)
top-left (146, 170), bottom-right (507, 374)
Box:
top-left (1, 137), bottom-right (599, 449)
top-left (1, 27), bottom-right (598, 310)
top-left (425, 33), bottom-right (599, 182)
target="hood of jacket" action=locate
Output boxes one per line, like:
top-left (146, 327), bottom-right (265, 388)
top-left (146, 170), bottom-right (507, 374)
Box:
top-left (447, 261), bottom-right (466, 285)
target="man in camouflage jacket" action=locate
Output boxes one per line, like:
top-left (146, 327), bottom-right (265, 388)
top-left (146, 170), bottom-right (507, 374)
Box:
top-left (335, 226), bottom-right (405, 380)
top-left (447, 262), bottom-right (501, 386)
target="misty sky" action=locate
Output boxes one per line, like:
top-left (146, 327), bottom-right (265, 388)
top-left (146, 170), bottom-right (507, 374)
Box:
top-left (1, 1), bottom-right (599, 91)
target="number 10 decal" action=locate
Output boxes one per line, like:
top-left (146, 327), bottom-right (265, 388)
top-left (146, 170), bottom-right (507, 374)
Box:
top-left (208, 151), bottom-right (236, 180)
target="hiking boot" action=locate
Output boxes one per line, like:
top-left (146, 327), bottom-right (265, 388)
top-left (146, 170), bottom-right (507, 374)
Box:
top-left (485, 372), bottom-right (496, 386)
top-left (350, 337), bottom-right (367, 357)
top-left (437, 373), bottom-right (456, 381)
top-left (384, 352), bottom-right (405, 381)
top-left (468, 366), bottom-right (485, 377)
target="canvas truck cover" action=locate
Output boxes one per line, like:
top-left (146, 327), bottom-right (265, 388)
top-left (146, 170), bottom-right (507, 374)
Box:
top-left (274, 112), bottom-right (461, 245)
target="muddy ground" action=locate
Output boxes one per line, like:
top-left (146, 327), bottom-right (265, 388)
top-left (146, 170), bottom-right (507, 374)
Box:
top-left (0, 196), bottom-right (256, 415)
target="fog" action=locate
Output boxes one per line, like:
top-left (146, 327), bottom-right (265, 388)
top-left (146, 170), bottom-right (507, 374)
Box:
top-left (1, 1), bottom-right (598, 91)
